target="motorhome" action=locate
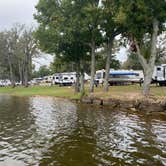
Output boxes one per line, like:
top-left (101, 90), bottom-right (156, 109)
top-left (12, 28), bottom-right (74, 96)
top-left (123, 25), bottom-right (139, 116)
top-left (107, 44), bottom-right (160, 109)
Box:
top-left (0, 79), bottom-right (11, 87)
top-left (52, 72), bottom-right (90, 86)
top-left (95, 69), bottom-right (143, 85)
top-left (30, 77), bottom-right (43, 85)
top-left (152, 64), bottom-right (166, 86)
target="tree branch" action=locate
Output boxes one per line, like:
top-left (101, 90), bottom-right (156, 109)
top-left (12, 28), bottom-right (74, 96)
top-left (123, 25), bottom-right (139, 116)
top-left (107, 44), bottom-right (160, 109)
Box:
top-left (134, 38), bottom-right (148, 71)
top-left (149, 18), bottom-right (159, 68)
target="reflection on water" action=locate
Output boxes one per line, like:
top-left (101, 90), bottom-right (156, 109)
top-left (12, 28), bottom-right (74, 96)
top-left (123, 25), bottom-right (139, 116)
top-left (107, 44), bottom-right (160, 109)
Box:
top-left (0, 95), bottom-right (165, 166)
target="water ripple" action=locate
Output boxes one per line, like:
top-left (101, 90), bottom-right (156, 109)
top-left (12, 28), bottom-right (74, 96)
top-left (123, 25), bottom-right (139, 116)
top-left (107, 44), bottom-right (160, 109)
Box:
top-left (0, 96), bottom-right (165, 166)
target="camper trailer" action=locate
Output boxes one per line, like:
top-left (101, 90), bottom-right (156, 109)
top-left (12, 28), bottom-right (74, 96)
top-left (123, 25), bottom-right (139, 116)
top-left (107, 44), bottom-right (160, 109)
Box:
top-left (95, 69), bottom-right (143, 85)
top-left (152, 64), bottom-right (166, 86)
top-left (0, 79), bottom-right (11, 87)
top-left (52, 72), bottom-right (90, 86)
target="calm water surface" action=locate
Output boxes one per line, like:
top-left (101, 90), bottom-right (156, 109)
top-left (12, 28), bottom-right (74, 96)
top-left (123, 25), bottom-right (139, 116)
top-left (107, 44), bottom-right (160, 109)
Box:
top-left (0, 95), bottom-right (165, 166)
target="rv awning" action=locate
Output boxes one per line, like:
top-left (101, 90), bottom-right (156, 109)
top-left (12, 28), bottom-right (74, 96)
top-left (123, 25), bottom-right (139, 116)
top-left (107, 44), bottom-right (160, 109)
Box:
top-left (109, 72), bottom-right (138, 76)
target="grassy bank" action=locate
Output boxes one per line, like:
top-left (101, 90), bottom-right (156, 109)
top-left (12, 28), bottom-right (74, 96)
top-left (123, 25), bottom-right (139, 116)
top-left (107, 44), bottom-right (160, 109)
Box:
top-left (0, 84), bottom-right (165, 100)
top-left (0, 86), bottom-right (81, 99)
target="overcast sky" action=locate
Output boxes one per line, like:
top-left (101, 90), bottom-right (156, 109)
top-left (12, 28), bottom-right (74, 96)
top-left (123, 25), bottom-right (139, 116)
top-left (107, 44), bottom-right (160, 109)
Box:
top-left (0, 0), bottom-right (54, 70)
top-left (0, 0), bottom-right (38, 30)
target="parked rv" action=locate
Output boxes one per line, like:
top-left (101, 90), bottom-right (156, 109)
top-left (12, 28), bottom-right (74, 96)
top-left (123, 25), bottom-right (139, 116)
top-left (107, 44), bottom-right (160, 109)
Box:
top-left (152, 64), bottom-right (166, 86)
top-left (0, 80), bottom-right (11, 87)
top-left (95, 69), bottom-right (144, 85)
top-left (52, 72), bottom-right (90, 86)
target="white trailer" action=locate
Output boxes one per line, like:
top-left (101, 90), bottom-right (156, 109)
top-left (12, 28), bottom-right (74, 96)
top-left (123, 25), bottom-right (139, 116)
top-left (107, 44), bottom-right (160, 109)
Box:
top-left (52, 72), bottom-right (90, 86)
top-left (95, 69), bottom-right (144, 85)
top-left (152, 64), bottom-right (166, 86)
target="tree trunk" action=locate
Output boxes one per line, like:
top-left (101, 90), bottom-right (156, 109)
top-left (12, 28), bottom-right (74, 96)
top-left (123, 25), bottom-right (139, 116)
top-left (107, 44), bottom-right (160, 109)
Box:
top-left (28, 54), bottom-right (32, 81)
top-left (24, 53), bottom-right (29, 87)
top-left (104, 39), bottom-right (113, 92)
top-left (18, 61), bottom-right (23, 86)
top-left (89, 40), bottom-right (95, 93)
top-left (142, 68), bottom-right (153, 96)
top-left (135, 18), bottom-right (159, 96)
top-left (24, 64), bottom-right (28, 87)
top-left (7, 54), bottom-right (15, 88)
top-left (75, 64), bottom-right (80, 93)
top-left (9, 65), bottom-right (15, 88)
top-left (80, 60), bottom-right (85, 93)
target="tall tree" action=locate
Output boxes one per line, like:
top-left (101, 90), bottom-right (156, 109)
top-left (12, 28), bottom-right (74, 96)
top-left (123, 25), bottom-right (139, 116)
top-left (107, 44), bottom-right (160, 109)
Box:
top-left (116, 0), bottom-right (166, 95)
top-left (5, 25), bottom-right (22, 87)
top-left (0, 24), bottom-right (37, 87)
top-left (0, 32), bottom-right (9, 79)
top-left (82, 0), bottom-right (102, 93)
top-left (35, 0), bottom-right (90, 93)
top-left (19, 26), bottom-right (38, 87)
top-left (100, 0), bottom-right (123, 92)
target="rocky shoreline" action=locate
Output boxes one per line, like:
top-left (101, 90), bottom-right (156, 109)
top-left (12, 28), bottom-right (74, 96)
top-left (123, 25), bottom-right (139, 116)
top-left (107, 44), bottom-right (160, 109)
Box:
top-left (79, 97), bottom-right (166, 112)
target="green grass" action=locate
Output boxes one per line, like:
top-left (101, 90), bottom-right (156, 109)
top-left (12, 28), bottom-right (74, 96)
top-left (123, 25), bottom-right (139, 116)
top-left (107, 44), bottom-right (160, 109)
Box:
top-left (93, 84), bottom-right (166, 99)
top-left (0, 86), bottom-right (81, 99)
top-left (0, 84), bottom-right (165, 99)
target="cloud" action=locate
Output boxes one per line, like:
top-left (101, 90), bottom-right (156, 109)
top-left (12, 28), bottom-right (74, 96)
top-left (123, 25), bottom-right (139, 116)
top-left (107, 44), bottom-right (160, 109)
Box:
top-left (0, 0), bottom-right (38, 30)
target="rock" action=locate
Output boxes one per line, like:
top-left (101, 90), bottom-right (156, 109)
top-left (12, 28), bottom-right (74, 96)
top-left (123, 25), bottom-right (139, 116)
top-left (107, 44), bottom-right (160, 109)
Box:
top-left (80, 97), bottom-right (166, 112)
top-left (130, 107), bottom-right (137, 111)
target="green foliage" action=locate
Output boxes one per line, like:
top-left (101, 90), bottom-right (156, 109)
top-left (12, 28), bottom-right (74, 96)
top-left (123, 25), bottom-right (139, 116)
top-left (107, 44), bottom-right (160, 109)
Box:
top-left (35, 0), bottom-right (92, 65)
top-left (116, 0), bottom-right (166, 41)
top-left (50, 56), bottom-right (76, 73)
top-left (122, 53), bottom-right (142, 70)
top-left (96, 48), bottom-right (121, 70)
top-left (33, 65), bottom-right (52, 78)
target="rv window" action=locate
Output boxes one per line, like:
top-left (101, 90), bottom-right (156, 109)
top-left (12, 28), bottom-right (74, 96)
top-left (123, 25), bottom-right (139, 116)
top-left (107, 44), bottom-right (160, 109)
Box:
top-left (157, 67), bottom-right (161, 71)
top-left (64, 77), bottom-right (68, 80)
top-left (71, 77), bottom-right (73, 79)
top-left (56, 77), bottom-right (59, 79)
top-left (96, 73), bottom-right (101, 79)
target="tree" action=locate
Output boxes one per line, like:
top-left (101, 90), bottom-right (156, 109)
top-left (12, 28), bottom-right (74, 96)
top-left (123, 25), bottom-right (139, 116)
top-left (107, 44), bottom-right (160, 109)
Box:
top-left (100, 0), bottom-right (123, 92)
top-left (122, 52), bottom-right (142, 70)
top-left (0, 24), bottom-right (38, 87)
top-left (96, 47), bottom-right (121, 70)
top-left (50, 56), bottom-right (75, 73)
top-left (82, 0), bottom-right (102, 93)
top-left (5, 25), bottom-right (22, 87)
top-left (116, 0), bottom-right (166, 95)
top-left (0, 32), bottom-right (9, 79)
top-left (34, 0), bottom-right (90, 93)
top-left (19, 26), bottom-right (38, 87)
top-left (33, 65), bottom-right (51, 78)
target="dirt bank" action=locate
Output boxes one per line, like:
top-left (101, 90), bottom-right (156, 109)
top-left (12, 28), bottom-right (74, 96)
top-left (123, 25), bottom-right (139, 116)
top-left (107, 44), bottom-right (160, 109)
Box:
top-left (80, 94), bottom-right (166, 112)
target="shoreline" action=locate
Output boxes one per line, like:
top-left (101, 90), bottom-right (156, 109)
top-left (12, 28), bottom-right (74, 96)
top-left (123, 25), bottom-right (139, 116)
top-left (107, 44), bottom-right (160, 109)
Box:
top-left (0, 92), bottom-right (166, 112)
top-left (0, 85), bottom-right (166, 112)
top-left (80, 96), bottom-right (166, 112)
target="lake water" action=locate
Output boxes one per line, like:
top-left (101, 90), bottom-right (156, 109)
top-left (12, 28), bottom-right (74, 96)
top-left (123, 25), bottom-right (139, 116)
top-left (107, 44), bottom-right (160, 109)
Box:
top-left (0, 95), bottom-right (165, 166)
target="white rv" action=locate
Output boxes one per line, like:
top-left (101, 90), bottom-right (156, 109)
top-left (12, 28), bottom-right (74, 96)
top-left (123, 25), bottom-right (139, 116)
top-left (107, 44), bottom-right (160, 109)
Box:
top-left (52, 72), bottom-right (90, 86)
top-left (152, 64), bottom-right (166, 86)
top-left (0, 79), bottom-right (11, 87)
top-left (95, 69), bottom-right (143, 85)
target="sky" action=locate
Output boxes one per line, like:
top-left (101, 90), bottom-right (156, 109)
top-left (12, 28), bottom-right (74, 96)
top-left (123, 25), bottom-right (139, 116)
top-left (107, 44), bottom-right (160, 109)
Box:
top-left (0, 0), bottom-right (38, 30)
top-left (0, 0), bottom-right (127, 70)
top-left (0, 0), bottom-right (53, 70)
